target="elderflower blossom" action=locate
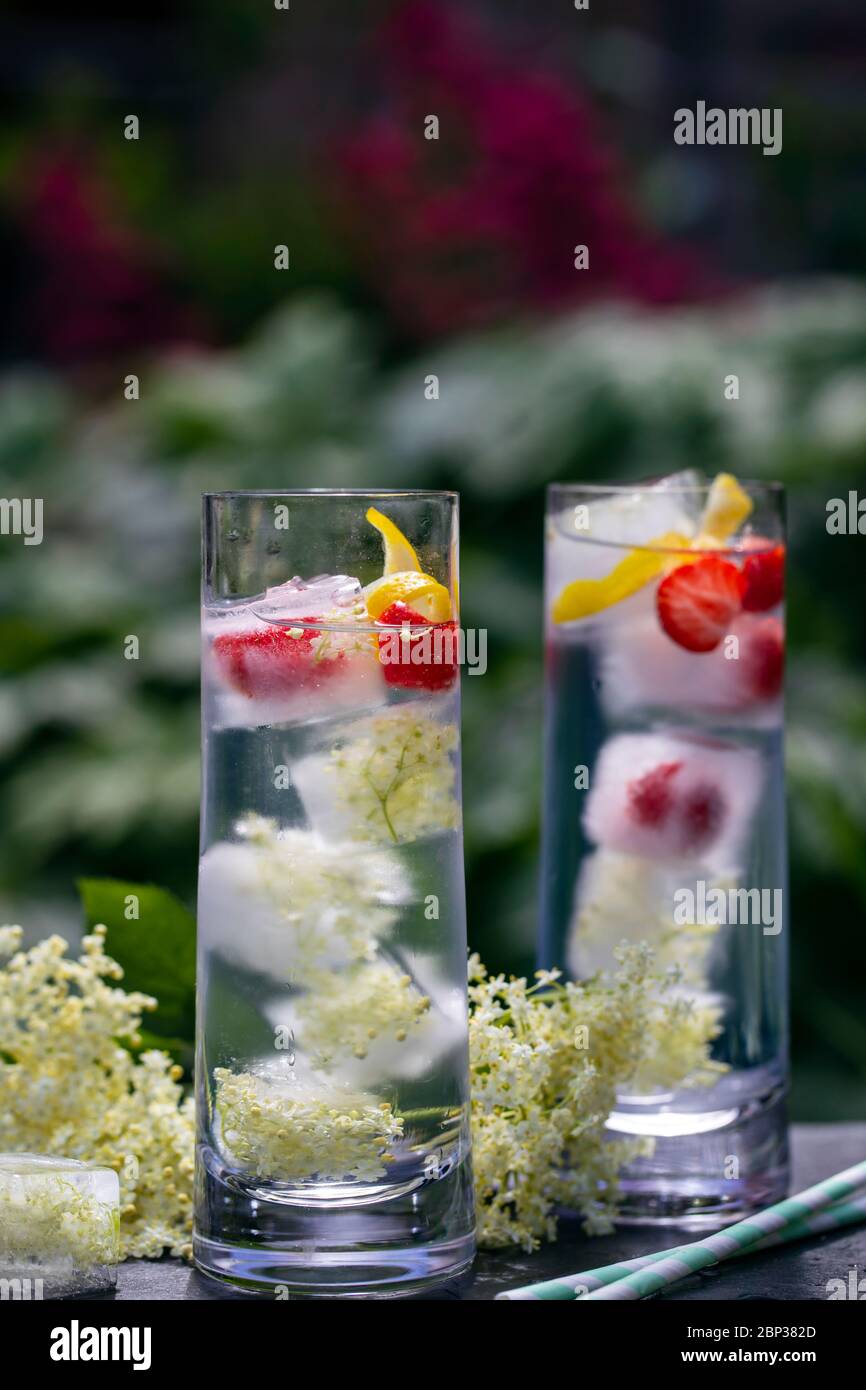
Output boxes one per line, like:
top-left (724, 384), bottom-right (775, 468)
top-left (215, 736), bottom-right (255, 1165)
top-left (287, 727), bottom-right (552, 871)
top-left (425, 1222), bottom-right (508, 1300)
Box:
top-left (328, 709), bottom-right (461, 844)
top-left (0, 1165), bottom-right (119, 1274)
top-left (569, 850), bottom-right (727, 986)
top-left (293, 961), bottom-right (431, 1066)
top-left (0, 921), bottom-right (724, 1263)
top-left (0, 926), bottom-right (194, 1260)
top-left (214, 1065), bottom-right (403, 1183)
top-left (310, 601), bottom-right (376, 663)
top-left (468, 943), bottom-right (723, 1252)
top-left (198, 815), bottom-right (408, 982)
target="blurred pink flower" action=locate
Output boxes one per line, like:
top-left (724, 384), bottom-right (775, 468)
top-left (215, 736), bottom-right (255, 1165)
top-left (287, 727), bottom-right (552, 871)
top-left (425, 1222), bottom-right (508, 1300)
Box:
top-left (15, 146), bottom-right (206, 365)
top-left (335, 1), bottom-right (715, 337)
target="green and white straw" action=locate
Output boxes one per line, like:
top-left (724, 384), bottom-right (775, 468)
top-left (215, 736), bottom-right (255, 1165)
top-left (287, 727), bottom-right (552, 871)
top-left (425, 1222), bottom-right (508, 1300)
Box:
top-left (496, 1163), bottom-right (866, 1302)
top-left (496, 1195), bottom-right (866, 1300)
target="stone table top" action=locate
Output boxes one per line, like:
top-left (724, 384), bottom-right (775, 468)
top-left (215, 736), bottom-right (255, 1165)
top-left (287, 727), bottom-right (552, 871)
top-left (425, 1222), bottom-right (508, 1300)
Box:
top-left (104, 1123), bottom-right (864, 1301)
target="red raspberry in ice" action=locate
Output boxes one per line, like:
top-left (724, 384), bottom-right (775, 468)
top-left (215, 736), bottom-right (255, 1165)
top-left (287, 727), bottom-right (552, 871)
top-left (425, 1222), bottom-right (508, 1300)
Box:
top-left (740, 616), bottom-right (785, 700)
top-left (627, 760), bottom-right (682, 828)
top-left (376, 601), bottom-right (458, 691)
top-left (740, 542), bottom-right (785, 612)
top-left (656, 556), bottom-right (745, 653)
top-left (627, 761), bottom-right (726, 852)
top-left (213, 620), bottom-right (342, 698)
top-left (680, 784), bottom-right (726, 850)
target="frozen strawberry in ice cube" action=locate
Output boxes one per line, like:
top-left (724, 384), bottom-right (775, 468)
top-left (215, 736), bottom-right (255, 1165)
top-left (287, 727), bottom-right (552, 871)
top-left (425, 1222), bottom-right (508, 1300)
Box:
top-left (626, 760), bottom-right (682, 828)
top-left (625, 759), bottom-right (725, 854)
top-left (376, 601), bottom-right (458, 691)
top-left (212, 620), bottom-right (342, 698)
top-left (583, 732), bottom-right (763, 868)
top-left (738, 615), bottom-right (785, 700)
top-left (740, 543), bottom-right (785, 612)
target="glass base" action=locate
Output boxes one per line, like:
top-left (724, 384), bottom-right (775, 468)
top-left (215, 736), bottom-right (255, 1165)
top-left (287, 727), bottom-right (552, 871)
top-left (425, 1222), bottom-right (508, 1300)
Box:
top-left (194, 1228), bottom-right (475, 1299)
top-left (194, 1143), bottom-right (476, 1297)
top-left (606, 1069), bottom-right (789, 1228)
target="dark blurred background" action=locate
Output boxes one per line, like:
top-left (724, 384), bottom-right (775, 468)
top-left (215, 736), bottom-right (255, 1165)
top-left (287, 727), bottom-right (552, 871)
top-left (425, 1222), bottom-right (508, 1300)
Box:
top-left (0, 1), bottom-right (864, 1120)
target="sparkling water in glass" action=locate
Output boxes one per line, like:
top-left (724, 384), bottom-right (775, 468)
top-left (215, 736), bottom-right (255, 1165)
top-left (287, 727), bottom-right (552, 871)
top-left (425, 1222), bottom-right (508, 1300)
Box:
top-left (541, 475), bottom-right (789, 1224)
top-left (195, 490), bottom-right (475, 1295)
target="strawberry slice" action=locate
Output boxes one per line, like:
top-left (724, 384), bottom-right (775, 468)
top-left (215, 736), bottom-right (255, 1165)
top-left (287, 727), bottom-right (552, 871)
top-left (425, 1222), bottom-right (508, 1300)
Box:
top-left (213, 620), bottom-right (342, 698)
top-left (376, 601), bottom-right (458, 691)
top-left (656, 556), bottom-right (744, 653)
top-left (740, 543), bottom-right (785, 612)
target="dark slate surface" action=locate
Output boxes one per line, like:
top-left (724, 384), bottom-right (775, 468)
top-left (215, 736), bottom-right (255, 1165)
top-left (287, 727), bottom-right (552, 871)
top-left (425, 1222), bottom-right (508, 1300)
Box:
top-left (106, 1124), bottom-right (864, 1301)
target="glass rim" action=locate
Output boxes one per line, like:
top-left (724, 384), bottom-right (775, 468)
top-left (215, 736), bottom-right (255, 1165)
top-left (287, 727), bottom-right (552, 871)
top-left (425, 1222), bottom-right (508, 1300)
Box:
top-left (547, 477), bottom-right (784, 555)
top-left (547, 478), bottom-right (784, 498)
top-left (202, 488), bottom-right (459, 500)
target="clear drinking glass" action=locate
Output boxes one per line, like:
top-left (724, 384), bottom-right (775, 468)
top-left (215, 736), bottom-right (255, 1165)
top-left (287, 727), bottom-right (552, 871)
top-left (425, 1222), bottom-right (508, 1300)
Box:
top-left (541, 475), bottom-right (788, 1224)
top-left (195, 490), bottom-right (475, 1295)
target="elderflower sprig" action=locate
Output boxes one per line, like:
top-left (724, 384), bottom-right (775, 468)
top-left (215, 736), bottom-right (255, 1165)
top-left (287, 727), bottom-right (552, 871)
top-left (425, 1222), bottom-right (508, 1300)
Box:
top-left (0, 926), bottom-right (194, 1260)
top-left (329, 709), bottom-right (460, 844)
top-left (0, 922), bottom-right (722, 1263)
top-left (310, 601), bottom-right (374, 663)
top-left (570, 849), bottom-right (729, 987)
top-left (468, 942), bottom-right (723, 1252)
top-left (199, 815), bottom-right (408, 982)
top-left (0, 1171), bottom-right (119, 1271)
top-left (293, 960), bottom-right (431, 1065)
top-left (214, 1066), bottom-right (403, 1183)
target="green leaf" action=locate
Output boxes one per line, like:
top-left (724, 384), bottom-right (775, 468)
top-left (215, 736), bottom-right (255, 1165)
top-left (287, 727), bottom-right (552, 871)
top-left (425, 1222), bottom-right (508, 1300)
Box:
top-left (78, 879), bottom-right (196, 1046)
top-left (128, 1030), bottom-right (195, 1075)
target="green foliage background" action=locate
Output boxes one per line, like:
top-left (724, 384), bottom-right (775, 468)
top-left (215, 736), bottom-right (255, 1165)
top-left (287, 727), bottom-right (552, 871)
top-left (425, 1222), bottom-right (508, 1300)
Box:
top-left (1, 1), bottom-right (865, 1123)
top-left (1, 287), bottom-right (866, 1118)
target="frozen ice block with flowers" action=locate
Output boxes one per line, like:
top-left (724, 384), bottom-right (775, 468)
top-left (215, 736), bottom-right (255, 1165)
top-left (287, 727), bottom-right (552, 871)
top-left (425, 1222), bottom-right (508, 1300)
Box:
top-left (0, 1154), bottom-right (119, 1297)
top-left (196, 491), bottom-right (474, 1296)
top-left (541, 473), bottom-right (788, 1223)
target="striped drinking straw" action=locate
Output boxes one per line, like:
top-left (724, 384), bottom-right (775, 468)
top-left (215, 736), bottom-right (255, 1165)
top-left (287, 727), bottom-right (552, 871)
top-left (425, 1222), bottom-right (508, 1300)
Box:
top-left (496, 1166), bottom-right (866, 1302)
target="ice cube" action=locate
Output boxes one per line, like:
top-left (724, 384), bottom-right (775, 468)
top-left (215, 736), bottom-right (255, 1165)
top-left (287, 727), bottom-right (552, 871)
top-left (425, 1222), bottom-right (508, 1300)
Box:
top-left (252, 574), bottom-right (365, 625)
top-left (290, 749), bottom-right (356, 839)
top-left (582, 730), bottom-right (763, 871)
top-left (0, 1154), bottom-right (119, 1298)
top-left (266, 951), bottom-right (466, 1085)
top-left (212, 1059), bottom-right (403, 1184)
top-left (546, 471), bottom-right (701, 605)
top-left (598, 596), bottom-right (784, 722)
top-left (198, 826), bottom-right (411, 982)
top-left (293, 701), bottom-right (461, 845)
top-left (204, 578), bottom-right (385, 728)
top-left (208, 650), bottom-right (385, 730)
top-left (567, 848), bottom-right (733, 986)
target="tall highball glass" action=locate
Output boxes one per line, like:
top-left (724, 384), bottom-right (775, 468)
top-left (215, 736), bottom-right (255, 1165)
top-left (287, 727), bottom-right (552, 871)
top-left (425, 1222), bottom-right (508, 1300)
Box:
top-left (195, 490), bottom-right (475, 1295)
top-left (541, 475), bottom-right (788, 1224)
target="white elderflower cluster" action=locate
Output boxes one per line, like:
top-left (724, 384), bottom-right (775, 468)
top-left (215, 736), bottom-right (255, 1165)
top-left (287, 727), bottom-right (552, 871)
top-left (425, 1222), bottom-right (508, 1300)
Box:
top-left (468, 943), bottom-right (723, 1252)
top-left (293, 960), bottom-right (431, 1066)
top-left (569, 850), bottom-right (727, 986)
top-left (214, 1066), bottom-right (403, 1183)
top-left (198, 815), bottom-right (409, 981)
top-left (0, 923), bottom-right (723, 1261)
top-left (0, 926), bottom-right (194, 1260)
top-left (0, 1169), bottom-right (119, 1272)
top-left (310, 601), bottom-right (375, 663)
top-left (627, 992), bottom-right (726, 1095)
top-left (329, 709), bottom-right (460, 844)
